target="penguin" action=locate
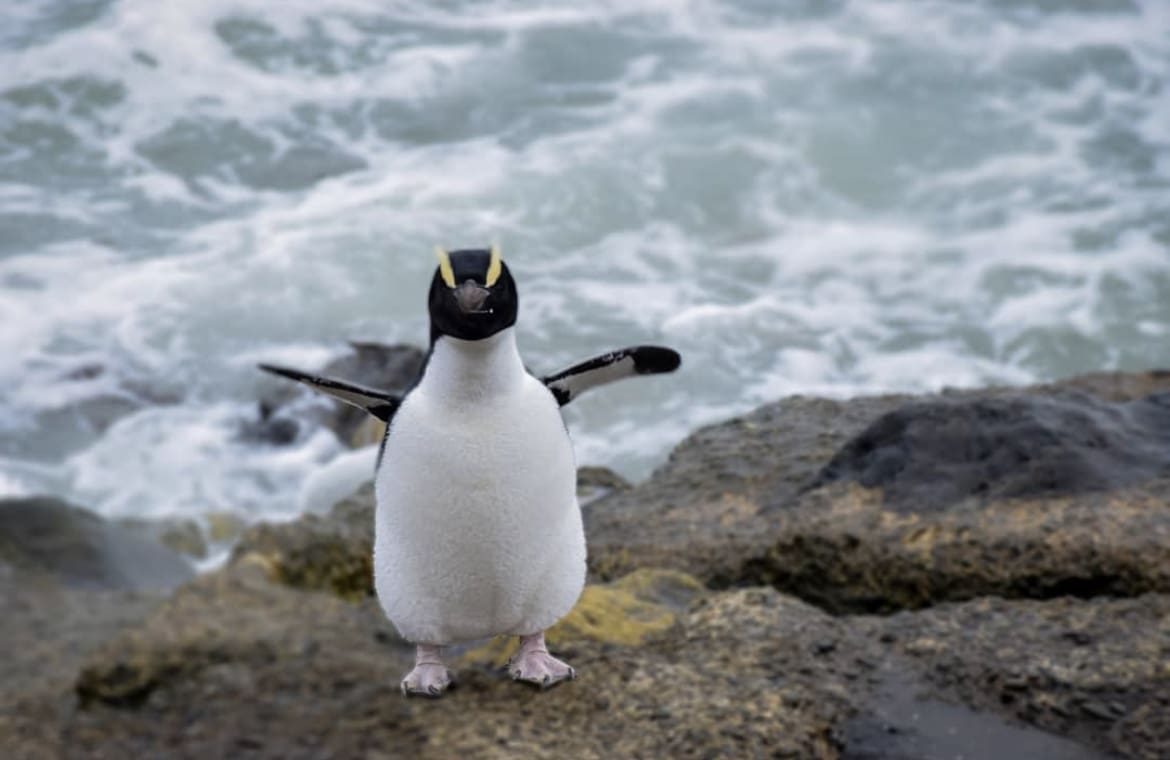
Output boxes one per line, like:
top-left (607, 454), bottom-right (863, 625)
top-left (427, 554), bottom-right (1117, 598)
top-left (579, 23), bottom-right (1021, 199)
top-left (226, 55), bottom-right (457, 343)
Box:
top-left (259, 245), bottom-right (680, 697)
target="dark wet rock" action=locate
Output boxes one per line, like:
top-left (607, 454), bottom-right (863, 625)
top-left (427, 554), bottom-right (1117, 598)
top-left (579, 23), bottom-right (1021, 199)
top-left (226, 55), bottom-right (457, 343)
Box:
top-left (252, 342), bottom-right (425, 447)
top-left (862, 593), bottom-right (1170, 760)
top-left (586, 371), bottom-right (1170, 613)
top-left (810, 392), bottom-right (1170, 510)
top-left (840, 666), bottom-right (1113, 760)
top-left (0, 496), bottom-right (194, 592)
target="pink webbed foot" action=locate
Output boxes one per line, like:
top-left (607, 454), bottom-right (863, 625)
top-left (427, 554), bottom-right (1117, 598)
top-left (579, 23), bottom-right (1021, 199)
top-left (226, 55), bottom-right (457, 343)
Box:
top-left (401, 644), bottom-right (453, 698)
top-left (506, 632), bottom-right (576, 690)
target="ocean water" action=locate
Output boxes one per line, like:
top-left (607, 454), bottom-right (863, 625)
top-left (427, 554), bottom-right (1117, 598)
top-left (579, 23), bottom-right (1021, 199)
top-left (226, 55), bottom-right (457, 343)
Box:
top-left (1, 0), bottom-right (1168, 531)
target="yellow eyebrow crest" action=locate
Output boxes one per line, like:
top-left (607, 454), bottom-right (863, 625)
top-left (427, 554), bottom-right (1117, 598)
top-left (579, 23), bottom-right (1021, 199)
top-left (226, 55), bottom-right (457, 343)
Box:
top-left (435, 246), bottom-right (456, 287)
top-left (486, 244), bottom-right (502, 287)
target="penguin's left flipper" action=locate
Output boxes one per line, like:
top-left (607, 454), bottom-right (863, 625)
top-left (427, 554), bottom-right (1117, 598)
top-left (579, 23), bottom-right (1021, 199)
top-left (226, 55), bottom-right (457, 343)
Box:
top-left (258, 364), bottom-right (401, 422)
top-left (542, 345), bottom-right (681, 407)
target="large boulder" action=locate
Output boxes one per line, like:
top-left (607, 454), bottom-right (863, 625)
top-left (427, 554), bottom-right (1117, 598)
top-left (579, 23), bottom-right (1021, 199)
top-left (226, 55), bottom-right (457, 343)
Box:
top-left (585, 393), bottom-right (910, 584)
top-left (587, 371), bottom-right (1170, 612)
top-left (0, 496), bottom-right (194, 592)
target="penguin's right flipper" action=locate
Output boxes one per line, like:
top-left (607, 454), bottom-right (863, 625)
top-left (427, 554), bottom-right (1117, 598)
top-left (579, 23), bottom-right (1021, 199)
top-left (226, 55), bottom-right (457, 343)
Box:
top-left (258, 364), bottom-right (401, 422)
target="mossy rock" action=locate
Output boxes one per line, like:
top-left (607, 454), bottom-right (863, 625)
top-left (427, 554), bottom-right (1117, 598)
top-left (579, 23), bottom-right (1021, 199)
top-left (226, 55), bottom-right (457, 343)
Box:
top-left (229, 485), bottom-right (374, 600)
top-left (460, 569), bottom-right (704, 667)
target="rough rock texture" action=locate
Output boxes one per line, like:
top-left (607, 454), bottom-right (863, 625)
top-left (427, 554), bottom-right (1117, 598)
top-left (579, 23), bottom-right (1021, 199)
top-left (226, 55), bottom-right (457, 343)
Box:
top-left (231, 483), bottom-right (376, 599)
top-left (9, 563), bottom-right (1155, 758)
top-left (587, 371), bottom-right (1170, 612)
top-left (811, 392), bottom-right (1170, 508)
top-left (585, 393), bottom-right (910, 584)
top-left (39, 573), bottom-right (875, 759)
top-left (865, 594), bottom-right (1170, 760)
top-left (4, 370), bottom-right (1170, 758)
top-left (0, 496), bottom-right (194, 592)
top-left (745, 478), bottom-right (1170, 613)
top-left (249, 342), bottom-right (424, 446)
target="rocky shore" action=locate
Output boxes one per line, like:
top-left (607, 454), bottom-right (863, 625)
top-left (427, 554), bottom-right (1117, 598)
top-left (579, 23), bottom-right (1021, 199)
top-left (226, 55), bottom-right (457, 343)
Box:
top-left (2, 368), bottom-right (1169, 758)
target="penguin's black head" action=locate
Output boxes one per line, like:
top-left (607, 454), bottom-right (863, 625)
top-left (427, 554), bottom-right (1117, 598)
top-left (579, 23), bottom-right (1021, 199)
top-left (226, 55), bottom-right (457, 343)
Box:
top-left (428, 246), bottom-right (518, 342)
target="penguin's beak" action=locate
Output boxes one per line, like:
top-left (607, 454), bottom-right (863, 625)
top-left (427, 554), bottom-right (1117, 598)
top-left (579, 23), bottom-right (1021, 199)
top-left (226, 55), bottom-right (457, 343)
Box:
top-left (454, 280), bottom-right (492, 314)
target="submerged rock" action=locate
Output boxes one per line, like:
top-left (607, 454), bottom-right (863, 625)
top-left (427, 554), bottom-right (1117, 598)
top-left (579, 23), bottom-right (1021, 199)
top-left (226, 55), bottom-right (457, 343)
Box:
top-left (0, 496), bottom-right (193, 592)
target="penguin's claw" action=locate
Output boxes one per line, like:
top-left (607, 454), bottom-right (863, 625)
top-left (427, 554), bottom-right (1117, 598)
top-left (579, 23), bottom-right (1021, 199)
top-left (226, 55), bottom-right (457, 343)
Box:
top-left (506, 633), bottom-right (576, 689)
top-left (400, 663), bottom-right (453, 698)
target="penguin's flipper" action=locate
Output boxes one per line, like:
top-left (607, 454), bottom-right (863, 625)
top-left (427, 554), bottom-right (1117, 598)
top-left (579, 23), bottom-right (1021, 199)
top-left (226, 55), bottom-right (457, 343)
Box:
top-left (258, 364), bottom-right (401, 422)
top-left (542, 345), bottom-right (681, 406)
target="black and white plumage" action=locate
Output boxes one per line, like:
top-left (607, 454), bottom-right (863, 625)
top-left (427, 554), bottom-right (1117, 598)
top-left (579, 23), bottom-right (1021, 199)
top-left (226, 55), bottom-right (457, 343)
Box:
top-left (259, 245), bottom-right (680, 697)
top-left (259, 344), bottom-right (680, 417)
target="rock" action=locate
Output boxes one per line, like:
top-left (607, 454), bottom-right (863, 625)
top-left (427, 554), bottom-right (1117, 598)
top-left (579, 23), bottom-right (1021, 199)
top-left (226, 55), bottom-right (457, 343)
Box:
top-left (575, 465), bottom-right (631, 507)
top-left (54, 573), bottom-right (874, 758)
top-left (809, 391), bottom-right (1170, 509)
top-left (744, 478), bottom-right (1170, 613)
top-left (205, 511), bottom-right (247, 546)
top-left (461, 568), bottom-right (705, 667)
top-left (863, 593), bottom-right (1170, 760)
top-left (0, 570), bottom-right (163, 717)
top-left (229, 483), bottom-right (375, 600)
top-left (0, 496), bottom-right (194, 592)
top-left (74, 561), bottom-right (400, 708)
top-left (585, 393), bottom-right (911, 584)
top-left (585, 371), bottom-right (1170, 613)
top-left (119, 516), bottom-right (208, 560)
top-left (253, 342), bottom-right (424, 447)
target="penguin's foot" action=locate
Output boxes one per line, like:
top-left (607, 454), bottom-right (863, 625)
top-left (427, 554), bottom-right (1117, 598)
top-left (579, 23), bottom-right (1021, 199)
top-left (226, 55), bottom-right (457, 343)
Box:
top-left (506, 632), bottom-right (576, 690)
top-left (401, 644), bottom-right (453, 698)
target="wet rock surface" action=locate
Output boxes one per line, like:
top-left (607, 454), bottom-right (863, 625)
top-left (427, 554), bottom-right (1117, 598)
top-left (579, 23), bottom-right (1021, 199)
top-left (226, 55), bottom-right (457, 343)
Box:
top-left (862, 593), bottom-right (1170, 760)
top-left (2, 370), bottom-right (1169, 757)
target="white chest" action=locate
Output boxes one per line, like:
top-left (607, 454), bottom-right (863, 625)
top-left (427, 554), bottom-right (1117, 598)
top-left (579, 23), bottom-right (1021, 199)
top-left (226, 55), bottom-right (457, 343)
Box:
top-left (370, 329), bottom-right (585, 643)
